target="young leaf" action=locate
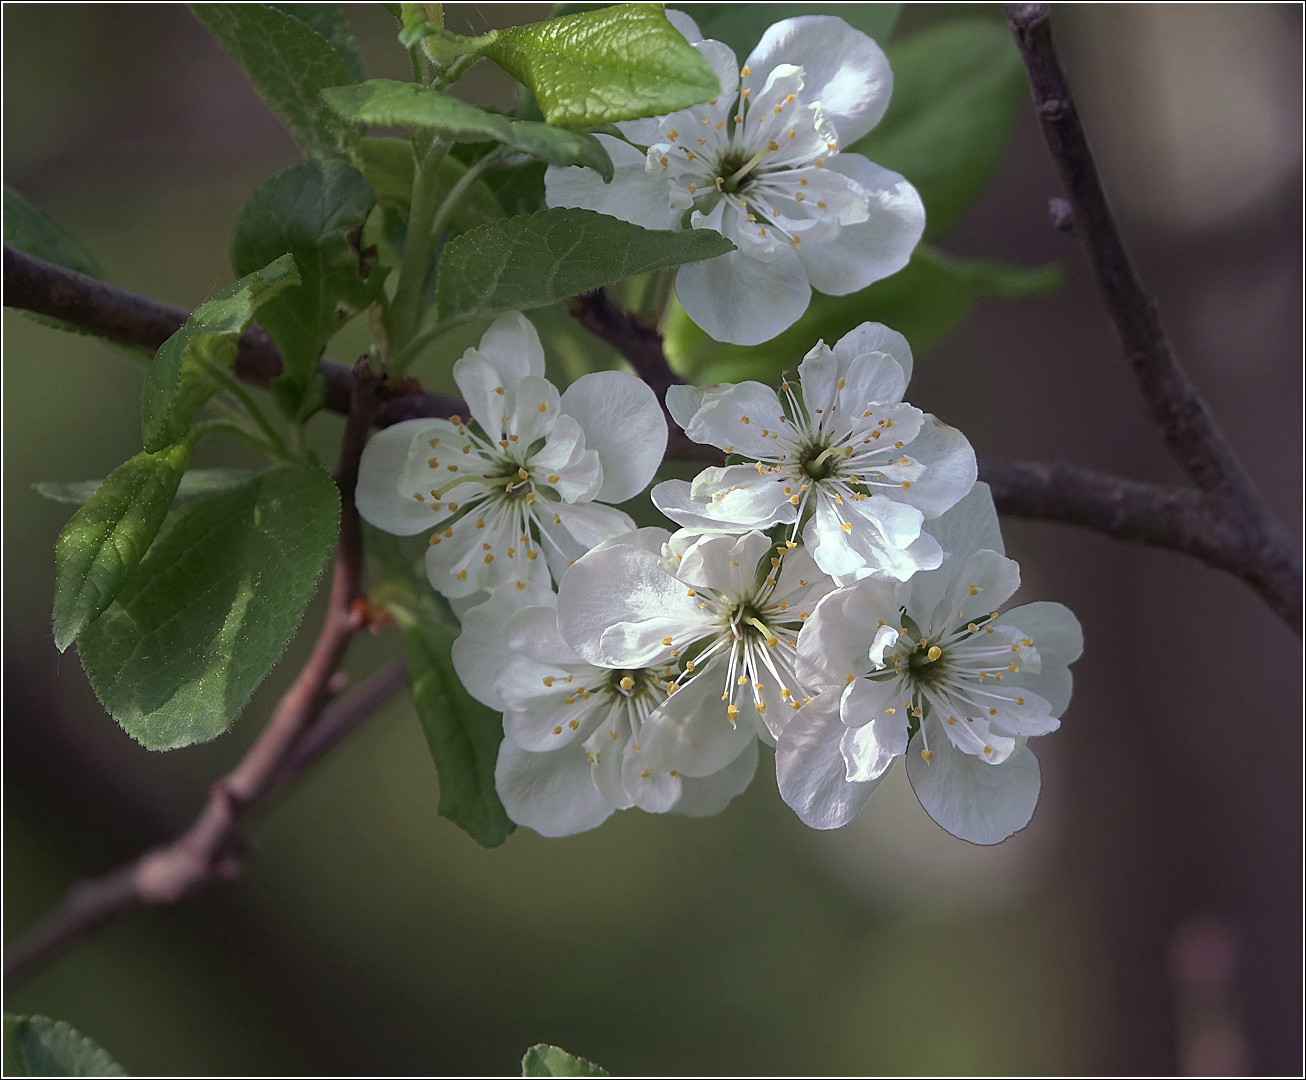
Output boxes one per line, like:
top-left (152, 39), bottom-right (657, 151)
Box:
top-left (140, 254), bottom-right (300, 453)
top-left (269, 2), bottom-right (366, 81)
top-left (3, 1015), bottom-right (126, 1077)
top-left (356, 137), bottom-right (507, 226)
top-left (852, 19), bottom-right (1027, 240)
top-left (34, 468), bottom-right (258, 506)
top-left (192, 2), bottom-right (361, 157)
top-left (322, 81), bottom-right (614, 179)
top-left (401, 617), bottom-right (515, 848)
top-left (521, 1044), bottom-right (611, 1078)
top-left (676, 2), bottom-right (902, 59)
top-left (78, 466), bottom-right (340, 751)
top-left (434, 207), bottom-right (733, 328)
top-left (483, 3), bottom-right (721, 125)
top-left (52, 439), bottom-right (197, 652)
top-left (668, 246), bottom-right (1060, 385)
top-left (230, 159), bottom-right (383, 419)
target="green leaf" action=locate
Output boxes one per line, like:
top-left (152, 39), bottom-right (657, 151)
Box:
top-left (269, 2), bottom-right (366, 81)
top-left (401, 617), bottom-right (515, 847)
top-left (230, 159), bottom-right (383, 419)
top-left (192, 2), bottom-right (361, 157)
top-left (3, 1015), bottom-right (127, 1077)
top-left (434, 207), bottom-right (733, 328)
top-left (676, 3), bottom-right (902, 59)
top-left (140, 254), bottom-right (300, 453)
top-left (853, 19), bottom-right (1027, 240)
top-left (78, 466), bottom-right (340, 751)
top-left (521, 1044), bottom-right (610, 1077)
top-left (667, 246), bottom-right (1061, 386)
top-left (34, 468), bottom-right (258, 506)
top-left (483, 3), bottom-right (720, 125)
top-left (356, 138), bottom-right (509, 226)
top-left (3, 185), bottom-right (106, 279)
top-left (322, 81), bottom-right (614, 179)
top-left (52, 439), bottom-right (198, 652)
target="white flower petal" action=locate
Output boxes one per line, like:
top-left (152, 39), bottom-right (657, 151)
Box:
top-left (673, 737), bottom-right (758, 817)
top-left (795, 583), bottom-right (882, 688)
top-left (474, 311), bottom-right (545, 382)
top-left (640, 654), bottom-right (757, 776)
top-left (675, 243), bottom-right (812, 345)
top-left (495, 738), bottom-right (614, 837)
top-left (650, 479), bottom-right (745, 533)
top-left (452, 353), bottom-right (512, 440)
top-left (664, 383), bottom-right (710, 432)
top-left (671, 465), bottom-right (796, 531)
top-left (889, 414), bottom-right (977, 520)
top-left (665, 8), bottom-right (704, 44)
top-left (994, 601), bottom-right (1083, 715)
top-left (677, 380), bottom-right (790, 457)
top-left (744, 16), bottom-right (894, 146)
top-left (506, 375), bottom-right (560, 447)
top-left (559, 370), bottom-right (667, 503)
top-left (796, 154), bottom-right (924, 295)
top-left (676, 530), bottom-right (771, 596)
top-left (838, 677), bottom-right (910, 781)
top-left (557, 528), bottom-right (710, 667)
top-left (451, 581), bottom-right (555, 709)
top-left (832, 321), bottom-right (914, 386)
top-left (621, 743), bottom-right (681, 813)
top-left (922, 481), bottom-right (1004, 559)
top-left (545, 134), bottom-right (679, 231)
top-left (932, 549), bottom-right (1022, 629)
top-left (838, 349), bottom-right (908, 411)
top-left (776, 686), bottom-right (884, 829)
top-left (356, 418), bottom-right (462, 536)
top-left (905, 721), bottom-right (1042, 845)
top-left (583, 706), bottom-right (635, 809)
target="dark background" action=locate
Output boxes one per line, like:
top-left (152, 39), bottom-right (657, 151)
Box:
top-left (4, 4), bottom-right (1301, 1075)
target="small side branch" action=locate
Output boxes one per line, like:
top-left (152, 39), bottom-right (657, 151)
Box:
top-left (3, 363), bottom-right (391, 985)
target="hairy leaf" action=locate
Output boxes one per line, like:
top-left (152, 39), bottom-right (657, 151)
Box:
top-left (269, 2), bottom-right (365, 80)
top-left (677, 2), bottom-right (902, 59)
top-left (35, 468), bottom-right (258, 506)
top-left (140, 254), bottom-right (300, 453)
top-left (402, 618), bottom-right (515, 848)
top-left (521, 1044), bottom-right (610, 1078)
top-left (193, 2), bottom-right (361, 157)
top-left (52, 439), bottom-right (197, 652)
top-left (434, 207), bottom-right (733, 327)
top-left (484, 4), bottom-right (720, 125)
top-left (78, 466), bottom-right (340, 751)
top-left (853, 19), bottom-right (1027, 239)
top-left (3, 1015), bottom-right (126, 1077)
top-left (668, 246), bottom-right (1061, 385)
top-left (231, 159), bottom-right (382, 419)
top-left (3, 185), bottom-right (106, 279)
top-left (323, 81), bottom-right (614, 178)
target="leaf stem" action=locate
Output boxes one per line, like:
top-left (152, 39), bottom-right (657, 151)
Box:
top-left (196, 355), bottom-right (290, 458)
top-left (386, 137), bottom-right (449, 358)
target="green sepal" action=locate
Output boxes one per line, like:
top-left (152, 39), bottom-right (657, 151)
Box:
top-left (140, 253), bottom-right (300, 453)
top-left (77, 465), bottom-right (341, 751)
top-left (483, 3), bottom-right (720, 125)
top-left (323, 81), bottom-right (614, 179)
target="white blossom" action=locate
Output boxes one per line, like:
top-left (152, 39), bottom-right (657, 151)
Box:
top-left (557, 527), bottom-right (834, 782)
top-left (355, 313), bottom-right (667, 599)
top-left (654, 322), bottom-right (976, 583)
top-left (776, 484), bottom-right (1082, 844)
top-left (544, 12), bottom-right (925, 345)
top-left (453, 580), bottom-right (757, 836)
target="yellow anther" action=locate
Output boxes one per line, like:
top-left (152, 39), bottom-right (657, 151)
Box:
top-left (553, 512), bottom-right (561, 524)
top-left (484, 553), bottom-right (494, 564)
top-left (429, 535), bottom-right (441, 545)
top-left (1015, 696), bottom-right (1026, 706)
top-left (552, 726), bottom-right (562, 735)
top-left (921, 749), bottom-right (933, 761)
top-left (565, 696), bottom-right (576, 705)
top-left (507, 547), bottom-right (516, 558)
top-left (741, 65), bottom-right (750, 76)
top-left (668, 129), bottom-right (678, 139)
top-left (413, 493), bottom-right (425, 502)
top-left (884, 706), bottom-right (896, 714)
top-left (515, 580), bottom-right (526, 590)
top-left (817, 200), bottom-right (827, 209)
top-left (688, 183), bottom-right (697, 194)
top-left (447, 464), bottom-right (458, 472)
top-left (841, 522), bottom-right (852, 533)
top-left (685, 660), bottom-right (695, 671)
top-left (456, 570), bottom-right (468, 581)
top-left (449, 414), bottom-right (462, 426)
top-left (1008, 662), bottom-right (1019, 672)
top-left (755, 702), bottom-right (767, 713)
top-left (740, 415), bottom-right (750, 424)
top-left (738, 675), bottom-right (748, 685)
top-left (788, 129), bottom-right (796, 138)
top-left (901, 481), bottom-right (912, 489)
top-left (443, 526), bottom-right (453, 537)
top-left (789, 494), bottom-right (800, 504)
top-left (619, 676), bottom-right (635, 691)
top-left (768, 139), bottom-right (779, 151)
top-left (927, 646), bottom-right (942, 661)
top-left (686, 589), bottom-right (696, 596)
top-left (661, 636), bottom-right (673, 646)
top-left (429, 437), bottom-right (440, 447)
top-left (983, 745), bottom-right (994, 756)
top-left (727, 704), bottom-right (739, 720)
top-left (610, 730), bottom-right (619, 740)
top-left (948, 716), bottom-right (957, 725)
top-left (968, 584), bottom-right (980, 595)
top-left (526, 549), bottom-right (538, 560)
top-left (494, 386), bottom-right (505, 396)
top-left (660, 155), bottom-right (669, 167)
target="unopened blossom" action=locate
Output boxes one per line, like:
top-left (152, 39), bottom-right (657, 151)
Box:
top-left (453, 581), bottom-right (756, 837)
top-left (544, 12), bottom-right (925, 345)
top-left (557, 528), bottom-right (834, 781)
top-left (654, 322), bottom-right (976, 583)
top-left (355, 312), bottom-right (667, 598)
top-left (776, 484), bottom-right (1082, 844)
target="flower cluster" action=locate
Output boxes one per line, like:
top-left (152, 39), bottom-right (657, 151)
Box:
top-left (357, 307), bottom-right (1081, 844)
top-left (545, 12), bottom-right (925, 346)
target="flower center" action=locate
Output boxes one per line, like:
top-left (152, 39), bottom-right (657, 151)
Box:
top-left (904, 639), bottom-right (948, 688)
top-left (799, 442), bottom-right (843, 481)
top-left (611, 668), bottom-right (655, 700)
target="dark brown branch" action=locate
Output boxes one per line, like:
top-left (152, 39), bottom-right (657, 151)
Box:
top-left (1005, 3), bottom-right (1300, 631)
top-left (3, 364), bottom-right (387, 985)
top-left (2, 244), bottom-right (461, 428)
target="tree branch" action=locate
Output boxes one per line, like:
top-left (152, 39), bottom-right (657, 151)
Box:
top-left (3, 362), bottom-right (392, 985)
top-left (1004, 3), bottom-right (1300, 631)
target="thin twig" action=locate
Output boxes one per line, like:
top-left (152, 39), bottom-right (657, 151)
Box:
top-left (3, 363), bottom-right (386, 985)
top-left (1005, 3), bottom-right (1300, 630)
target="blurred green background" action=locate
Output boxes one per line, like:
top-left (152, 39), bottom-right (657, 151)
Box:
top-left (4, 4), bottom-right (1300, 1075)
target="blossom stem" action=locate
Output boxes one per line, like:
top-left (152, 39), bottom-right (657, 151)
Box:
top-left (387, 138), bottom-right (450, 358)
